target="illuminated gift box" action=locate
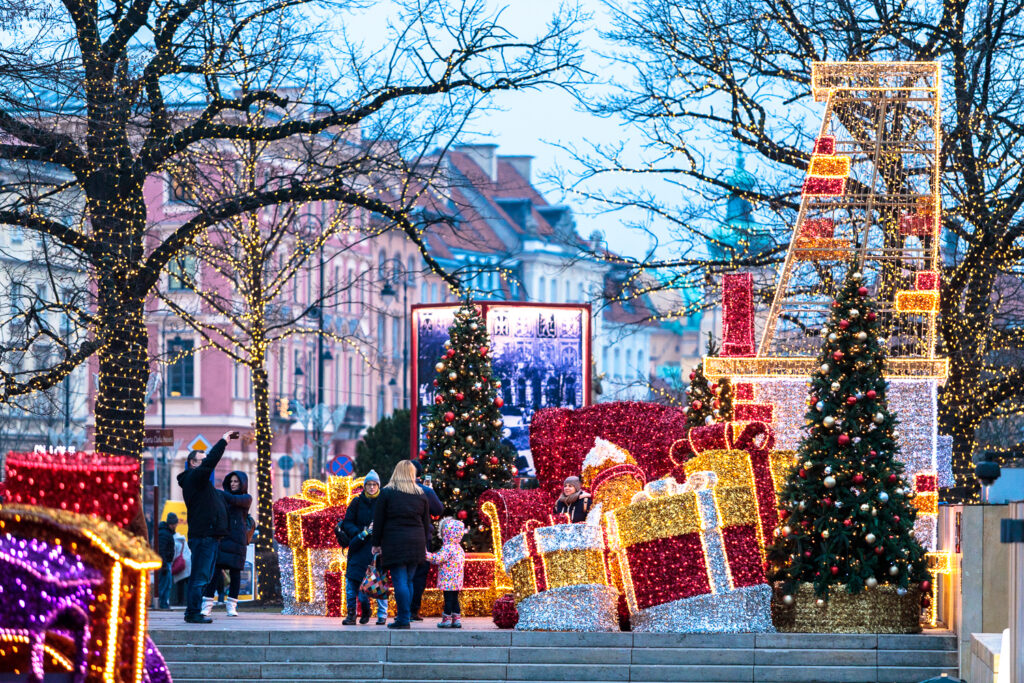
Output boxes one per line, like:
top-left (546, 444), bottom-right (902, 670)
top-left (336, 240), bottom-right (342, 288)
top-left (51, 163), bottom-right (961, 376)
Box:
top-left (900, 213), bottom-right (933, 237)
top-left (794, 236), bottom-right (852, 260)
top-left (802, 218), bottom-right (835, 239)
top-left (895, 290), bottom-right (940, 314)
top-left (606, 472), bottom-right (774, 632)
top-left (671, 421), bottom-right (787, 556)
top-left (273, 475), bottom-right (361, 607)
top-left (916, 270), bottom-right (940, 291)
top-left (501, 521), bottom-right (618, 631)
top-left (581, 437), bottom-right (647, 512)
top-left (0, 504), bottom-right (165, 683)
top-left (802, 176), bottom-right (846, 196)
top-left (3, 450), bottom-right (141, 528)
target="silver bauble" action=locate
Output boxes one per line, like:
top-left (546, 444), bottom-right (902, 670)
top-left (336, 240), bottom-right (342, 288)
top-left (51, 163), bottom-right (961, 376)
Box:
top-left (889, 565), bottom-right (899, 576)
top-left (823, 476), bottom-right (836, 488)
top-left (849, 308), bottom-right (860, 318)
top-left (823, 416), bottom-right (836, 427)
top-left (865, 533), bottom-right (876, 544)
top-left (856, 331), bottom-right (868, 341)
top-left (878, 492), bottom-right (889, 503)
top-left (820, 363), bottom-right (831, 373)
top-left (865, 577), bottom-right (878, 588)
top-left (782, 594), bottom-right (795, 606)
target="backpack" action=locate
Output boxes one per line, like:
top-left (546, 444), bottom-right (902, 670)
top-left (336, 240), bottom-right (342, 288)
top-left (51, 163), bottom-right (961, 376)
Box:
top-left (245, 515), bottom-right (256, 545)
top-left (333, 517), bottom-right (351, 548)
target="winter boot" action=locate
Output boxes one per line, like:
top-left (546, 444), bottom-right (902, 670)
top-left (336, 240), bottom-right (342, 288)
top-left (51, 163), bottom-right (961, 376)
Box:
top-left (200, 597), bottom-right (215, 617)
top-left (359, 604), bottom-right (370, 624)
top-left (225, 597), bottom-right (238, 617)
top-left (450, 614), bottom-right (462, 629)
top-left (376, 613), bottom-right (387, 626)
top-left (342, 603), bottom-right (357, 625)
top-left (437, 614), bottom-right (451, 629)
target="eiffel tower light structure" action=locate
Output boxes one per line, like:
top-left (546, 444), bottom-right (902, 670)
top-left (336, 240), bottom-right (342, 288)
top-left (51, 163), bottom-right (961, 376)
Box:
top-left (705, 62), bottom-right (953, 552)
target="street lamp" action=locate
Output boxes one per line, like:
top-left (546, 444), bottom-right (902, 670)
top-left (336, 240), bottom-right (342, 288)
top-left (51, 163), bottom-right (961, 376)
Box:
top-left (380, 258), bottom-right (412, 410)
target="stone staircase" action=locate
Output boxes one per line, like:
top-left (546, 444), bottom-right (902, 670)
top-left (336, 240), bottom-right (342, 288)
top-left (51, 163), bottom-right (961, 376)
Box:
top-left (150, 627), bottom-right (958, 683)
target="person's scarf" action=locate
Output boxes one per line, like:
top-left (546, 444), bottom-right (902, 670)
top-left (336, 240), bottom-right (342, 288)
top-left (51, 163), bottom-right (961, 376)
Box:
top-left (557, 487), bottom-right (581, 508)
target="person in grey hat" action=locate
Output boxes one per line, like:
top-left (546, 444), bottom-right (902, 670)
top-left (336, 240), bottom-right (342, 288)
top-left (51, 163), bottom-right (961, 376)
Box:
top-left (156, 513), bottom-right (179, 609)
top-left (554, 476), bottom-right (592, 522)
top-left (341, 470), bottom-right (388, 624)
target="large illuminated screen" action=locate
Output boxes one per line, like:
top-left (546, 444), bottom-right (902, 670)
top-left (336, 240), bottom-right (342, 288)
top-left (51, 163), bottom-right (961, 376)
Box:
top-left (411, 303), bottom-right (591, 464)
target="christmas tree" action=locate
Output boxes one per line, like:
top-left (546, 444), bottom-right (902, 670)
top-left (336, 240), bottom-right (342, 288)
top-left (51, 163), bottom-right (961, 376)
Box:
top-left (767, 272), bottom-right (929, 601)
top-left (685, 334), bottom-right (732, 426)
top-left (423, 301), bottom-right (515, 550)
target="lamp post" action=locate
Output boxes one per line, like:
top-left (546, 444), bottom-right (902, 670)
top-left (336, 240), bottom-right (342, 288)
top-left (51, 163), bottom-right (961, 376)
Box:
top-left (381, 258), bottom-right (411, 409)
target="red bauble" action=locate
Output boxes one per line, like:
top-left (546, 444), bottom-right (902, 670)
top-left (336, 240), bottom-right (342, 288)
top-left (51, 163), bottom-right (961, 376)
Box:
top-left (858, 286), bottom-right (868, 296)
top-left (874, 546), bottom-right (884, 555)
top-left (843, 518), bottom-right (852, 527)
top-left (480, 346), bottom-right (488, 356)
top-left (692, 400), bottom-right (703, 410)
top-left (837, 433), bottom-right (851, 446)
top-left (921, 580), bottom-right (931, 591)
top-left (888, 474), bottom-right (898, 483)
top-left (839, 320), bottom-right (850, 329)
top-left (823, 497), bottom-right (832, 506)
top-left (833, 351), bottom-right (844, 361)
top-left (456, 392), bottom-right (465, 401)
top-left (846, 396), bottom-right (857, 405)
top-left (457, 510), bottom-right (468, 520)
top-left (494, 397), bottom-right (504, 408)
top-left (798, 468), bottom-right (807, 479)
top-left (444, 411), bottom-right (455, 422)
top-left (869, 450), bottom-right (877, 457)
top-left (433, 380), bottom-right (439, 387)
top-left (689, 372), bottom-right (696, 381)
top-left (435, 395), bottom-right (444, 404)
top-left (853, 474), bottom-right (864, 484)
top-left (457, 469), bottom-right (465, 478)
top-left (893, 515), bottom-right (900, 523)
top-left (419, 449), bottom-right (427, 457)
top-left (804, 551), bottom-right (812, 557)
top-left (830, 566), bottom-right (839, 575)
top-left (866, 311), bottom-right (877, 322)
top-left (866, 390), bottom-right (877, 399)
top-left (447, 349), bottom-right (456, 358)
top-left (490, 456), bottom-right (499, 465)
top-left (713, 400), bottom-right (721, 409)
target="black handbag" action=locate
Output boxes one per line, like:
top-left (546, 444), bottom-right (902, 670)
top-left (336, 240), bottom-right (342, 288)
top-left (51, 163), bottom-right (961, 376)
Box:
top-left (334, 518), bottom-right (351, 548)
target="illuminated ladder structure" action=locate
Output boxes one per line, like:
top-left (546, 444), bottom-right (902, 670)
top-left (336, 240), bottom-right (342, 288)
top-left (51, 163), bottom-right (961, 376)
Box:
top-left (705, 64), bottom-right (953, 581)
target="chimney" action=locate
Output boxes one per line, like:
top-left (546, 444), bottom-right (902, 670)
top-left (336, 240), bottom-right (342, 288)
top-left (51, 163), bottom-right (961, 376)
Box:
top-left (455, 143), bottom-right (498, 182)
top-left (499, 155), bottom-right (533, 183)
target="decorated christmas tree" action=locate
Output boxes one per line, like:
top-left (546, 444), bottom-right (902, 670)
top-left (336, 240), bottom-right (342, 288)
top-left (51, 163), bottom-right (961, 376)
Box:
top-left (423, 301), bottom-right (516, 550)
top-left (768, 273), bottom-right (929, 602)
top-left (686, 334), bottom-right (733, 426)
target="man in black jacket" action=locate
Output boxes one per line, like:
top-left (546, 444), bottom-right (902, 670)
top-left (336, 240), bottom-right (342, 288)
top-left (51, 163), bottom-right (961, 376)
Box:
top-left (409, 459), bottom-right (444, 621)
top-left (177, 430), bottom-right (238, 623)
top-left (156, 513), bottom-right (178, 610)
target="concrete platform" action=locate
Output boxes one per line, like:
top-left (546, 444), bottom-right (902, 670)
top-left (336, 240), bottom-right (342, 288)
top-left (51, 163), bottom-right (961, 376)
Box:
top-left (148, 610), bottom-right (958, 682)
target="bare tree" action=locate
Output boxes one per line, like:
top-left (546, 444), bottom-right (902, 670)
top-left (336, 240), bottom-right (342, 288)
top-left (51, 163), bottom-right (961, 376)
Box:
top-left (561, 0), bottom-right (1024, 498)
top-left (0, 0), bottom-right (585, 476)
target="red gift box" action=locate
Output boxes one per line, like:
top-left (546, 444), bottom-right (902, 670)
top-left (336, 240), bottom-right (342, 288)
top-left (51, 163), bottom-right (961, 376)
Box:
top-left (813, 136), bottom-right (836, 155)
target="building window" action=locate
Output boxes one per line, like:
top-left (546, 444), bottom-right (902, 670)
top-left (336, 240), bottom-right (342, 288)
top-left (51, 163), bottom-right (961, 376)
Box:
top-left (10, 283), bottom-right (22, 314)
top-left (377, 314), bottom-right (386, 351)
top-left (602, 346), bottom-right (609, 375)
top-left (565, 281), bottom-right (571, 302)
top-left (431, 283), bottom-right (438, 303)
top-left (637, 350), bottom-right (646, 379)
top-left (233, 361), bottom-right (251, 399)
top-left (537, 277), bottom-right (545, 302)
top-left (614, 348), bottom-right (622, 380)
top-left (392, 317), bottom-right (400, 357)
top-left (347, 267), bottom-right (355, 313)
top-left (168, 175), bottom-right (196, 204)
top-left (420, 282), bottom-right (429, 303)
top-left (167, 338), bottom-right (195, 397)
top-left (626, 349), bottom-right (633, 381)
top-left (347, 357), bottom-right (354, 405)
top-left (167, 254), bottom-right (197, 290)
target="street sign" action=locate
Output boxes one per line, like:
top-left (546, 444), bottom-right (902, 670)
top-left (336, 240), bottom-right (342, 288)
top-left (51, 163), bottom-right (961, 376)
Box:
top-left (144, 428), bottom-right (174, 448)
top-left (326, 454), bottom-right (354, 477)
top-left (278, 455), bottom-right (294, 471)
top-left (187, 435), bottom-right (211, 453)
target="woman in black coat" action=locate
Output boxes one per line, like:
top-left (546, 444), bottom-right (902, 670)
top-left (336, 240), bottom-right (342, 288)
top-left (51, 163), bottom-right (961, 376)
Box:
top-left (202, 471), bottom-right (252, 617)
top-left (340, 470), bottom-right (386, 625)
top-left (371, 460), bottom-right (433, 629)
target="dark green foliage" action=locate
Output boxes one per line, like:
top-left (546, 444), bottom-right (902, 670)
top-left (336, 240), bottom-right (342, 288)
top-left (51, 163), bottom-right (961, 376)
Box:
top-left (355, 409), bottom-right (410, 484)
top-left (767, 273), bottom-right (928, 599)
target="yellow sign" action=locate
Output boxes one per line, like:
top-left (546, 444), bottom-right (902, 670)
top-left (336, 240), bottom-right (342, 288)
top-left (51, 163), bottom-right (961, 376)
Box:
top-left (161, 500), bottom-right (189, 538)
top-left (187, 435), bottom-right (211, 453)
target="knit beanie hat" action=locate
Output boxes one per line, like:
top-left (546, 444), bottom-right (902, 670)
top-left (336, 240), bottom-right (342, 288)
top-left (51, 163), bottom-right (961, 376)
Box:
top-left (364, 470), bottom-right (380, 484)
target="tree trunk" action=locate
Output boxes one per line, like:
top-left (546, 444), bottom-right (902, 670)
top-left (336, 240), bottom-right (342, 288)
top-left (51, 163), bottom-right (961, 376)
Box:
top-left (251, 359), bottom-right (282, 604)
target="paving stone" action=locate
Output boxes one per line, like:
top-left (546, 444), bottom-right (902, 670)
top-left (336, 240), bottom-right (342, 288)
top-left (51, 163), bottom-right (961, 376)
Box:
top-left (260, 662), bottom-right (383, 679)
top-left (262, 645), bottom-right (387, 662)
top-left (383, 662), bottom-right (508, 680)
top-left (632, 648), bottom-right (754, 666)
top-left (878, 633), bottom-right (957, 650)
top-left (755, 633), bottom-right (877, 650)
top-left (876, 649), bottom-right (958, 667)
top-left (510, 630), bottom-right (632, 648)
top-left (509, 645), bottom-right (631, 664)
top-left (754, 665), bottom-right (877, 682)
top-left (630, 664), bottom-right (754, 682)
top-left (632, 633), bottom-right (757, 649)
top-left (876, 666), bottom-right (960, 682)
top-left (387, 645), bottom-right (508, 663)
top-left (754, 648), bottom-right (876, 667)
top-left (507, 663), bottom-right (630, 681)
top-left (388, 630), bottom-right (511, 647)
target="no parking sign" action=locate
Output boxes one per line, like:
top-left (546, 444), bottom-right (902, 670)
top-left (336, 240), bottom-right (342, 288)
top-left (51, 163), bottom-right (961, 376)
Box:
top-left (325, 454), bottom-right (354, 476)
